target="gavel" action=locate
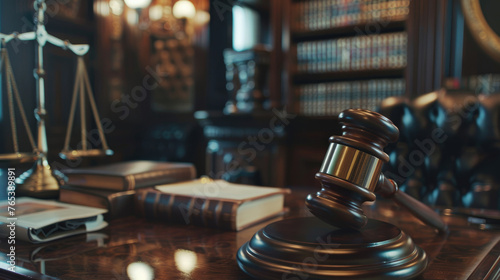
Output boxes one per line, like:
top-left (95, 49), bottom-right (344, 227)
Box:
top-left (306, 109), bottom-right (448, 232)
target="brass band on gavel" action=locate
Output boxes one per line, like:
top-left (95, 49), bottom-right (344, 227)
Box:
top-left (319, 143), bottom-right (384, 192)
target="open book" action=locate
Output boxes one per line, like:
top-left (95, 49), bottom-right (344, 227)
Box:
top-left (0, 198), bottom-right (108, 243)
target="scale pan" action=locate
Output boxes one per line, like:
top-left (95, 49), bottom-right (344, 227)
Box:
top-left (59, 149), bottom-right (114, 160)
top-left (0, 152), bottom-right (38, 164)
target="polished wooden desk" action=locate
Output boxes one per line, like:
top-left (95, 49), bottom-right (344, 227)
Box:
top-left (1, 187), bottom-right (499, 280)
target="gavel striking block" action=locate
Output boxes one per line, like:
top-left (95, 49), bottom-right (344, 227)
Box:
top-left (307, 109), bottom-right (447, 232)
top-left (237, 109), bottom-right (443, 280)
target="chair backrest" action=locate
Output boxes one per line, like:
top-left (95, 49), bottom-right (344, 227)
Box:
top-left (379, 89), bottom-right (500, 210)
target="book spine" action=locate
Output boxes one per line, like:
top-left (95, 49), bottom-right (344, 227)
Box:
top-left (59, 187), bottom-right (136, 220)
top-left (59, 189), bottom-right (110, 210)
top-left (135, 190), bottom-right (239, 231)
top-left (107, 192), bottom-right (136, 219)
top-left (126, 166), bottom-right (196, 191)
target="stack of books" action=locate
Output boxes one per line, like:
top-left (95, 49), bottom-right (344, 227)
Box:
top-left (59, 160), bottom-right (197, 220)
top-left (60, 160), bottom-right (289, 232)
top-left (5, 161), bottom-right (290, 243)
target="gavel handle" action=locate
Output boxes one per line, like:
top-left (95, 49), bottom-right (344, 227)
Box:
top-left (377, 175), bottom-right (448, 233)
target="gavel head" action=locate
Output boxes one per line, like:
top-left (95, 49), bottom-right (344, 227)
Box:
top-left (306, 109), bottom-right (399, 230)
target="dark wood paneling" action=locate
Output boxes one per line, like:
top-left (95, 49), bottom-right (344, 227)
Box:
top-left (207, 0), bottom-right (233, 111)
top-left (406, 0), bottom-right (451, 98)
top-left (462, 19), bottom-right (500, 76)
top-left (269, 0), bottom-right (283, 109)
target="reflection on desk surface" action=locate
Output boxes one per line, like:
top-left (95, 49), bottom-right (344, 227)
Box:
top-left (0, 187), bottom-right (498, 280)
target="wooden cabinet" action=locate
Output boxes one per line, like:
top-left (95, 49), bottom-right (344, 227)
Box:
top-left (195, 111), bottom-right (286, 187)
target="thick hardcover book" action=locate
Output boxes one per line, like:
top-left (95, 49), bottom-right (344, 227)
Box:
top-left (62, 160), bottom-right (196, 191)
top-left (135, 179), bottom-right (290, 231)
top-left (0, 198), bottom-right (107, 243)
top-left (59, 185), bottom-right (137, 220)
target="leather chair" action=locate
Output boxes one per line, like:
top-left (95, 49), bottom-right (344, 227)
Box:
top-left (379, 89), bottom-right (500, 210)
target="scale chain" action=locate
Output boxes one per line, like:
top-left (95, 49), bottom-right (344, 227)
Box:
top-left (61, 57), bottom-right (111, 154)
top-left (80, 57), bottom-right (110, 150)
top-left (62, 57), bottom-right (83, 153)
top-left (79, 58), bottom-right (86, 150)
top-left (4, 49), bottom-right (18, 153)
top-left (1, 46), bottom-right (37, 154)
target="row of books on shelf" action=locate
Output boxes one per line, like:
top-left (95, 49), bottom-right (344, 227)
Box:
top-left (296, 32), bottom-right (407, 73)
top-left (297, 78), bottom-right (405, 116)
top-left (1, 161), bottom-right (288, 243)
top-left (292, 0), bottom-right (410, 32)
top-left (462, 74), bottom-right (500, 95)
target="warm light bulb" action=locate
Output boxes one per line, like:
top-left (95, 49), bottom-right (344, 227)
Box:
top-left (124, 0), bottom-right (152, 9)
top-left (194, 10), bottom-right (210, 25)
top-left (173, 0), bottom-right (196, 19)
top-left (126, 262), bottom-right (154, 280)
top-left (109, 0), bottom-right (124, 15)
top-left (174, 249), bottom-right (197, 274)
top-left (149, 5), bottom-right (163, 21)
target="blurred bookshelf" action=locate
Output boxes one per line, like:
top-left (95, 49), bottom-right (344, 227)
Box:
top-left (291, 0), bottom-right (409, 33)
top-left (284, 0), bottom-right (410, 116)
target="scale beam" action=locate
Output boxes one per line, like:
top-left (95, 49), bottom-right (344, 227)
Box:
top-left (0, 32), bottom-right (36, 43)
top-left (0, 30), bottom-right (89, 57)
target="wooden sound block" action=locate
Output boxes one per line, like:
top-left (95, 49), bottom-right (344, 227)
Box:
top-left (237, 217), bottom-right (427, 280)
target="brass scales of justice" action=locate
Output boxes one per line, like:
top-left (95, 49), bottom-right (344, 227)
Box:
top-left (0, 0), bottom-right (112, 198)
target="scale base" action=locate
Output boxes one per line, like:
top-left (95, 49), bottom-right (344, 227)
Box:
top-left (237, 217), bottom-right (427, 280)
top-left (15, 161), bottom-right (63, 199)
